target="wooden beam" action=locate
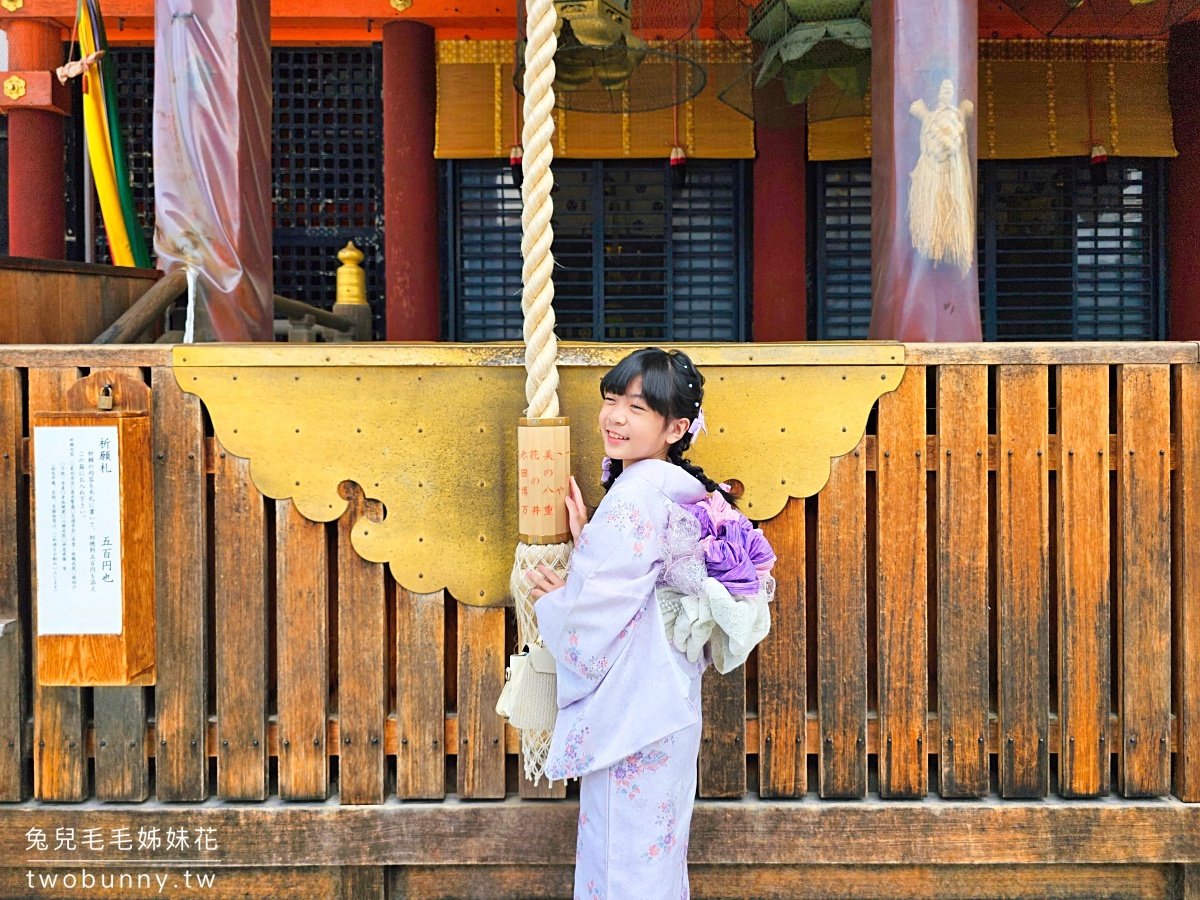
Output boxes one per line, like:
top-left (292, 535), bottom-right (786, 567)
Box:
top-left (1, 800), bottom-right (1200, 866)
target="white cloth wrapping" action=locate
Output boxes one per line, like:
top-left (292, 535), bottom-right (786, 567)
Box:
top-left (657, 575), bottom-right (773, 675)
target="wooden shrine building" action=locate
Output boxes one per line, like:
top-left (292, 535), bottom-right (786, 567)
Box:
top-left (0, 1), bottom-right (1199, 899)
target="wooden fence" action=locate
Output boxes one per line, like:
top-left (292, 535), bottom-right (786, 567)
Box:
top-left (2, 343), bottom-right (1200, 900)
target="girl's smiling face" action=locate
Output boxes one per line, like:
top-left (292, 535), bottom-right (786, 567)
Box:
top-left (599, 374), bottom-right (689, 465)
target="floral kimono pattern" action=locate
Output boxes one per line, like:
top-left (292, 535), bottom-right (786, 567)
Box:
top-left (535, 458), bottom-right (711, 900)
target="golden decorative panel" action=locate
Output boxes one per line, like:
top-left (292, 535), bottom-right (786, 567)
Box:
top-left (809, 38), bottom-right (1175, 161)
top-left (435, 40), bottom-right (755, 160)
top-left (175, 343), bottom-right (903, 606)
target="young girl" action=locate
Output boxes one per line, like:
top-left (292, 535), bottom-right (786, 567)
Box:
top-left (525, 347), bottom-right (771, 900)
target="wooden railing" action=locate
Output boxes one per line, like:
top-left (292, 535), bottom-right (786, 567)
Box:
top-left (1, 342), bottom-right (1199, 897)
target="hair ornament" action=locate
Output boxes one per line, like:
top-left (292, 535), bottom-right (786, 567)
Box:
top-left (687, 407), bottom-right (708, 440)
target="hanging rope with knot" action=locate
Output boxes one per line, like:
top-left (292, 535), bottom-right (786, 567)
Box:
top-left (508, 0), bottom-right (564, 787)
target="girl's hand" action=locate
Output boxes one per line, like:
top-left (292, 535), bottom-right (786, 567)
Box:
top-left (564, 475), bottom-right (588, 544)
top-left (525, 564), bottom-right (566, 600)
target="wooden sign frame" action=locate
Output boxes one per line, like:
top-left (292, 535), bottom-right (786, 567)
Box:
top-left (30, 371), bottom-right (155, 686)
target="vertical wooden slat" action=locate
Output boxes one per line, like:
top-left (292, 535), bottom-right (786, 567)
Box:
top-left (758, 496), bottom-right (806, 798)
top-left (93, 366), bottom-right (150, 802)
top-left (397, 586), bottom-right (446, 800)
top-left (0, 620), bottom-right (22, 802)
top-left (996, 365), bottom-right (1050, 799)
top-left (1183, 864), bottom-right (1200, 900)
top-left (1174, 364), bottom-right (1200, 802)
top-left (152, 365), bottom-right (208, 801)
top-left (1116, 364), bottom-right (1172, 797)
top-left (337, 486), bottom-right (387, 804)
top-left (28, 367), bottom-right (87, 801)
top-left (93, 687), bottom-right (150, 800)
top-left (876, 365), bottom-right (928, 798)
top-left (936, 365), bottom-right (990, 798)
top-left (1057, 364), bottom-right (1111, 798)
top-left (816, 437), bottom-right (867, 799)
top-left (699, 665), bottom-right (747, 798)
top-left (456, 603), bottom-right (506, 799)
top-left (0, 366), bottom-right (26, 800)
top-left (213, 441), bottom-right (269, 800)
top-left (277, 498), bottom-right (329, 800)
top-left (340, 866), bottom-right (386, 900)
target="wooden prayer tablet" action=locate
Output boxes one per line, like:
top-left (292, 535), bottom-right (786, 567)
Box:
top-left (517, 416), bottom-right (571, 544)
top-left (30, 372), bottom-right (156, 686)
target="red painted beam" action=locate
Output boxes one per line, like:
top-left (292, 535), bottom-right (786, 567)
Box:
top-left (9, 0), bottom-right (1197, 41)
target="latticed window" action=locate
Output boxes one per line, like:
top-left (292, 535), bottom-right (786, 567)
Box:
top-left (813, 158), bottom-right (1166, 340)
top-left (813, 163), bottom-right (872, 340)
top-left (66, 46), bottom-right (386, 336)
top-left (444, 159), bottom-right (748, 342)
top-left (273, 47), bottom-right (385, 336)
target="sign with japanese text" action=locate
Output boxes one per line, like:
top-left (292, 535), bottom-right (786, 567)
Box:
top-left (517, 416), bottom-right (571, 544)
top-left (32, 426), bottom-right (123, 635)
top-left (31, 374), bottom-right (156, 686)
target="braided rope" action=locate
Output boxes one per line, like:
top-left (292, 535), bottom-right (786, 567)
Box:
top-left (510, 0), bottom-right (563, 786)
top-left (521, 0), bottom-right (559, 419)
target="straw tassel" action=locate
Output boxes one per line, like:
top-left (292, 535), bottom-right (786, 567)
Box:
top-left (907, 79), bottom-right (975, 278)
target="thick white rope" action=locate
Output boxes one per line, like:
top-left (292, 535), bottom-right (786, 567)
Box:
top-left (521, 0), bottom-right (559, 419)
top-left (511, 0), bottom-right (563, 786)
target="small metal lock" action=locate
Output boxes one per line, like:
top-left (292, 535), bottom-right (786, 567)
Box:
top-left (98, 385), bottom-right (114, 411)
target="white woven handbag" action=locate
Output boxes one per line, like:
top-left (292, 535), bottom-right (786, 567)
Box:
top-left (495, 641), bottom-right (558, 732)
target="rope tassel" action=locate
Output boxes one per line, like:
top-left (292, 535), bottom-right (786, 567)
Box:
top-left (907, 78), bottom-right (975, 278)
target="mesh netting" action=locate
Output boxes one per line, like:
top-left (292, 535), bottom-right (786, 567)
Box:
top-left (515, 0), bottom-right (707, 113)
top-left (997, 0), bottom-right (1200, 38)
top-left (509, 540), bottom-right (573, 786)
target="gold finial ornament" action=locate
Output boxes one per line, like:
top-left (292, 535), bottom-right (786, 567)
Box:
top-left (0, 0), bottom-right (23, 11)
top-left (3, 75), bottom-right (26, 101)
top-left (390, 0), bottom-right (412, 10)
top-left (336, 241), bottom-right (368, 307)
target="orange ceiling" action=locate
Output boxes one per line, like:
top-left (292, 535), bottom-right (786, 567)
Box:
top-left (4, 0), bottom-right (1196, 43)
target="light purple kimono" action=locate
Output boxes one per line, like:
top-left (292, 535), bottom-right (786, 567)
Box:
top-left (534, 458), bottom-right (710, 900)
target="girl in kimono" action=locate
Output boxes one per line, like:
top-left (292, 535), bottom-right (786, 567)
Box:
top-left (524, 347), bottom-right (752, 900)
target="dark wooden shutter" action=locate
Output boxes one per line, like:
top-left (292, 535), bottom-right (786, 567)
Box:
top-left (814, 158), bottom-right (1164, 341)
top-left (448, 159), bottom-right (746, 342)
top-left (814, 161), bottom-right (872, 340)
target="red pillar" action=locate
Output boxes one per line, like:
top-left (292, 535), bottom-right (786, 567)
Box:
top-left (752, 119), bottom-right (808, 341)
top-left (4, 19), bottom-right (65, 260)
top-left (1169, 22), bottom-right (1200, 340)
top-left (382, 22), bottom-right (440, 341)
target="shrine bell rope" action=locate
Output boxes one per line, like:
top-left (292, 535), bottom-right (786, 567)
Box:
top-left (508, 0), bottom-right (566, 786)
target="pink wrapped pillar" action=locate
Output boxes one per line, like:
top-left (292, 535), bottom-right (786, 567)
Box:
top-left (153, 0), bottom-right (274, 341)
top-left (868, 0), bottom-right (981, 341)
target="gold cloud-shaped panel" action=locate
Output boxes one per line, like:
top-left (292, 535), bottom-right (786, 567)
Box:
top-left (174, 342), bottom-right (903, 606)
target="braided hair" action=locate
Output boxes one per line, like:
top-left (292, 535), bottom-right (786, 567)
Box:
top-left (599, 347), bottom-right (738, 507)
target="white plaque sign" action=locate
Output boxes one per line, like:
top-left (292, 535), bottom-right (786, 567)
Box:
top-left (33, 425), bottom-right (123, 635)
